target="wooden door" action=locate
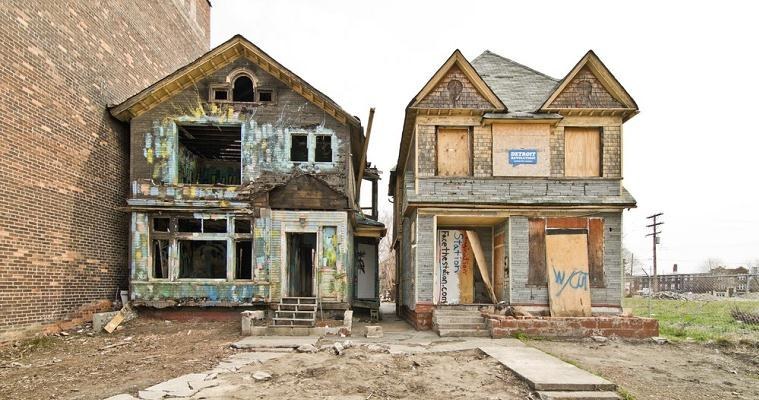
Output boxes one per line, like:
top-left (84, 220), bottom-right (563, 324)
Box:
top-left (437, 128), bottom-right (470, 176)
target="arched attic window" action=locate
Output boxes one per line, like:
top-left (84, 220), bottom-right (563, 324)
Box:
top-left (232, 75), bottom-right (255, 102)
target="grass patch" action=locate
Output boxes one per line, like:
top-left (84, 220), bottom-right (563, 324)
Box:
top-left (623, 297), bottom-right (759, 342)
top-left (618, 386), bottom-right (637, 400)
top-left (22, 335), bottom-right (56, 350)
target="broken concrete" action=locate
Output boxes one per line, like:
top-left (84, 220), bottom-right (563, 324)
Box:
top-left (232, 336), bottom-right (317, 349)
top-left (365, 325), bottom-right (383, 338)
top-left (480, 346), bottom-right (615, 391)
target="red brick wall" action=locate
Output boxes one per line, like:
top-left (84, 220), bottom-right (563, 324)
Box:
top-left (488, 315), bottom-right (659, 339)
top-left (0, 0), bottom-right (210, 341)
top-left (400, 303), bottom-right (433, 330)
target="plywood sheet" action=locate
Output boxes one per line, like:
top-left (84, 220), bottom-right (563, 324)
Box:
top-left (565, 127), bottom-right (601, 177)
top-left (546, 217), bottom-right (588, 229)
top-left (437, 128), bottom-right (470, 176)
top-left (492, 123), bottom-right (551, 177)
top-left (527, 218), bottom-right (547, 285)
top-left (546, 233), bottom-right (592, 317)
top-left (588, 218), bottom-right (605, 287)
top-left (494, 244), bottom-right (505, 302)
top-left (437, 230), bottom-right (474, 304)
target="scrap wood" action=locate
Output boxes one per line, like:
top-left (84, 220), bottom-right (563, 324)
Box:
top-left (103, 310), bottom-right (125, 333)
top-left (98, 341), bottom-right (129, 351)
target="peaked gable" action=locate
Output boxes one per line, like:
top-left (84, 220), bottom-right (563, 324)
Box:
top-left (110, 35), bottom-right (360, 127)
top-left (268, 174), bottom-right (348, 210)
top-left (411, 50), bottom-right (505, 111)
top-left (541, 50), bottom-right (637, 112)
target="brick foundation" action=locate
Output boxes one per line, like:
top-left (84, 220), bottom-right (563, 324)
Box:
top-left (487, 314), bottom-right (659, 338)
top-left (400, 303), bottom-right (434, 330)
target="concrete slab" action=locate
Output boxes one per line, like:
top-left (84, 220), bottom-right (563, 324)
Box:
top-left (537, 391), bottom-right (621, 400)
top-left (480, 346), bottom-right (615, 391)
top-left (212, 352), bottom-right (286, 373)
top-left (103, 395), bottom-right (138, 400)
top-left (231, 336), bottom-right (317, 349)
top-left (92, 311), bottom-right (119, 333)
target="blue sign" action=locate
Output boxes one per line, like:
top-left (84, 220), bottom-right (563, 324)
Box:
top-left (509, 149), bottom-right (538, 166)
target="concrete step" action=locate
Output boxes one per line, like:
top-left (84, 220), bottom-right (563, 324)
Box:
top-left (438, 328), bottom-right (491, 337)
top-left (277, 303), bottom-right (317, 311)
top-left (537, 391), bottom-right (621, 400)
top-left (480, 347), bottom-right (616, 392)
top-left (271, 318), bottom-right (315, 326)
top-left (434, 316), bottom-right (486, 324)
top-left (434, 309), bottom-right (485, 315)
top-left (274, 311), bottom-right (316, 319)
top-left (435, 322), bottom-right (488, 330)
top-left (281, 297), bottom-right (317, 304)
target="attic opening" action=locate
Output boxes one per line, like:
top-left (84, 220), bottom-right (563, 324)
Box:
top-left (178, 124), bottom-right (241, 185)
top-left (232, 76), bottom-right (255, 102)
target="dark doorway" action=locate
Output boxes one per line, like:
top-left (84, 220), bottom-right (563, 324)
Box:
top-left (287, 233), bottom-right (316, 297)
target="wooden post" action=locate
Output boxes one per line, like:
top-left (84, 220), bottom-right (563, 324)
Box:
top-left (355, 108), bottom-right (375, 203)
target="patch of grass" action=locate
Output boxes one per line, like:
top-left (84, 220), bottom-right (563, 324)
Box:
top-left (623, 297), bottom-right (759, 342)
top-left (23, 335), bottom-right (56, 350)
top-left (618, 386), bottom-right (637, 400)
top-left (512, 332), bottom-right (528, 341)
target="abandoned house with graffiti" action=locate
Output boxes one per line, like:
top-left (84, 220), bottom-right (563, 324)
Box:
top-left (389, 50), bottom-right (639, 332)
top-left (109, 35), bottom-right (384, 320)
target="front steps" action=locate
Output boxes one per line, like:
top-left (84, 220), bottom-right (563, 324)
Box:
top-left (433, 308), bottom-right (490, 337)
top-left (271, 297), bottom-right (317, 327)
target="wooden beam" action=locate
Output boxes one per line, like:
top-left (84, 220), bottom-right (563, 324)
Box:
top-left (465, 230), bottom-right (498, 304)
top-left (355, 107), bottom-right (375, 203)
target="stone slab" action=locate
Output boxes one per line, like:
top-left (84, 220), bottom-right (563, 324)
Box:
top-left (93, 311), bottom-right (119, 333)
top-left (537, 391), bottom-right (621, 400)
top-left (231, 336), bottom-right (317, 349)
top-left (480, 346), bottom-right (615, 391)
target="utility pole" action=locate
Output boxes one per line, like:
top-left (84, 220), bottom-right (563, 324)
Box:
top-left (646, 213), bottom-right (663, 292)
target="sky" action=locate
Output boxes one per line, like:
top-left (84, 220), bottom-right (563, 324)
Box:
top-left (210, 0), bottom-right (759, 274)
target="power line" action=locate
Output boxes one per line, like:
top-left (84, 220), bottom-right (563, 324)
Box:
top-left (646, 212), bottom-right (663, 291)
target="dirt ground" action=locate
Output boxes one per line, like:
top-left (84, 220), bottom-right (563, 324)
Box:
top-left (0, 318), bottom-right (242, 400)
top-left (530, 338), bottom-right (759, 400)
top-left (218, 349), bottom-right (531, 400)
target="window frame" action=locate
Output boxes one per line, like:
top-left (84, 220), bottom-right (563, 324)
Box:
top-left (435, 126), bottom-right (473, 177)
top-left (289, 132), bottom-right (310, 163)
top-left (314, 134), bottom-right (333, 163)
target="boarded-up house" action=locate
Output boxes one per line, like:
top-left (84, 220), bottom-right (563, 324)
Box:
top-left (389, 50), bottom-right (638, 331)
top-left (110, 36), bottom-right (384, 321)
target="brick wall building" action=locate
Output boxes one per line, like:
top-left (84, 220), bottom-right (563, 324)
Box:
top-left (0, 0), bottom-right (211, 341)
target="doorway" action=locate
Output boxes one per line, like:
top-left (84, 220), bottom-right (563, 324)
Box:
top-left (287, 233), bottom-right (316, 297)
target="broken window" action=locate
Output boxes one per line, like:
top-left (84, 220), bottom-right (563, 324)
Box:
top-left (290, 134), bottom-right (308, 162)
top-left (235, 240), bottom-right (252, 279)
top-left (179, 240), bottom-right (227, 279)
top-left (232, 75), bottom-right (255, 102)
top-left (177, 124), bottom-right (241, 185)
top-left (213, 89), bottom-right (228, 101)
top-left (152, 240), bottom-right (170, 279)
top-left (257, 90), bottom-right (273, 102)
top-left (153, 217), bottom-right (170, 232)
top-left (234, 219), bottom-right (251, 234)
top-left (177, 217), bottom-right (227, 233)
top-left (315, 135), bottom-right (332, 162)
top-left (203, 218), bottom-right (227, 233)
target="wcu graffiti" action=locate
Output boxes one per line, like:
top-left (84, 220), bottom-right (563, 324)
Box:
top-left (553, 267), bottom-right (589, 297)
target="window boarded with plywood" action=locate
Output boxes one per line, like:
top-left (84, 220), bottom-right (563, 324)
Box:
top-left (565, 127), bottom-right (601, 177)
top-left (436, 127), bottom-right (470, 176)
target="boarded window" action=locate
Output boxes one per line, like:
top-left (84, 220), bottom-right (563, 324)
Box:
top-left (436, 127), bottom-right (470, 176)
top-left (588, 218), bottom-right (605, 287)
top-left (527, 218), bottom-right (547, 285)
top-left (565, 127), bottom-right (601, 177)
top-left (315, 135), bottom-right (332, 162)
top-left (291, 134), bottom-right (308, 162)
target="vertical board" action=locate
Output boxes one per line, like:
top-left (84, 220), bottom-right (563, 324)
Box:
top-left (437, 230), bottom-right (474, 304)
top-left (527, 218), bottom-right (547, 285)
top-left (565, 127), bottom-right (601, 177)
top-left (546, 233), bottom-right (592, 317)
top-left (588, 218), bottom-right (605, 287)
top-left (436, 128), bottom-right (470, 176)
top-left (494, 232), bottom-right (505, 302)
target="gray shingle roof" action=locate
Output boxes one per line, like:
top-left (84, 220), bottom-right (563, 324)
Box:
top-left (471, 50), bottom-right (559, 112)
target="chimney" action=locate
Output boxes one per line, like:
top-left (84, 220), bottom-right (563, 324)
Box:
top-left (673, 264), bottom-right (678, 274)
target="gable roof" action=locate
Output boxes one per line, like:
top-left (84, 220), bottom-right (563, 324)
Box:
top-left (540, 50), bottom-right (638, 113)
top-left (471, 50), bottom-right (559, 113)
top-left (110, 35), bottom-right (360, 127)
top-left (409, 50), bottom-right (505, 110)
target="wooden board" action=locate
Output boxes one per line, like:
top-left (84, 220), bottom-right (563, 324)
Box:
top-left (436, 128), bottom-right (470, 176)
top-left (103, 310), bottom-right (125, 333)
top-left (545, 233), bottom-right (592, 317)
top-left (437, 230), bottom-right (474, 304)
top-left (527, 218), bottom-right (547, 285)
top-left (268, 175), bottom-right (348, 210)
top-left (492, 123), bottom-right (551, 177)
top-left (546, 217), bottom-right (588, 229)
top-left (588, 218), bottom-right (605, 287)
top-left (564, 127), bottom-right (601, 177)
top-left (466, 230), bottom-right (497, 304)
top-left (494, 244), bottom-right (505, 302)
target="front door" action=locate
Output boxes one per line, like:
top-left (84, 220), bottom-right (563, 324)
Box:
top-left (287, 233), bottom-right (316, 297)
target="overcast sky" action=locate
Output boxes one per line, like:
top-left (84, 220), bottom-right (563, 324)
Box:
top-left (211, 0), bottom-right (759, 274)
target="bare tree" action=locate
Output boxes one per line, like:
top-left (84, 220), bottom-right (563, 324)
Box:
top-left (699, 257), bottom-right (724, 273)
top-left (622, 247), bottom-right (642, 275)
